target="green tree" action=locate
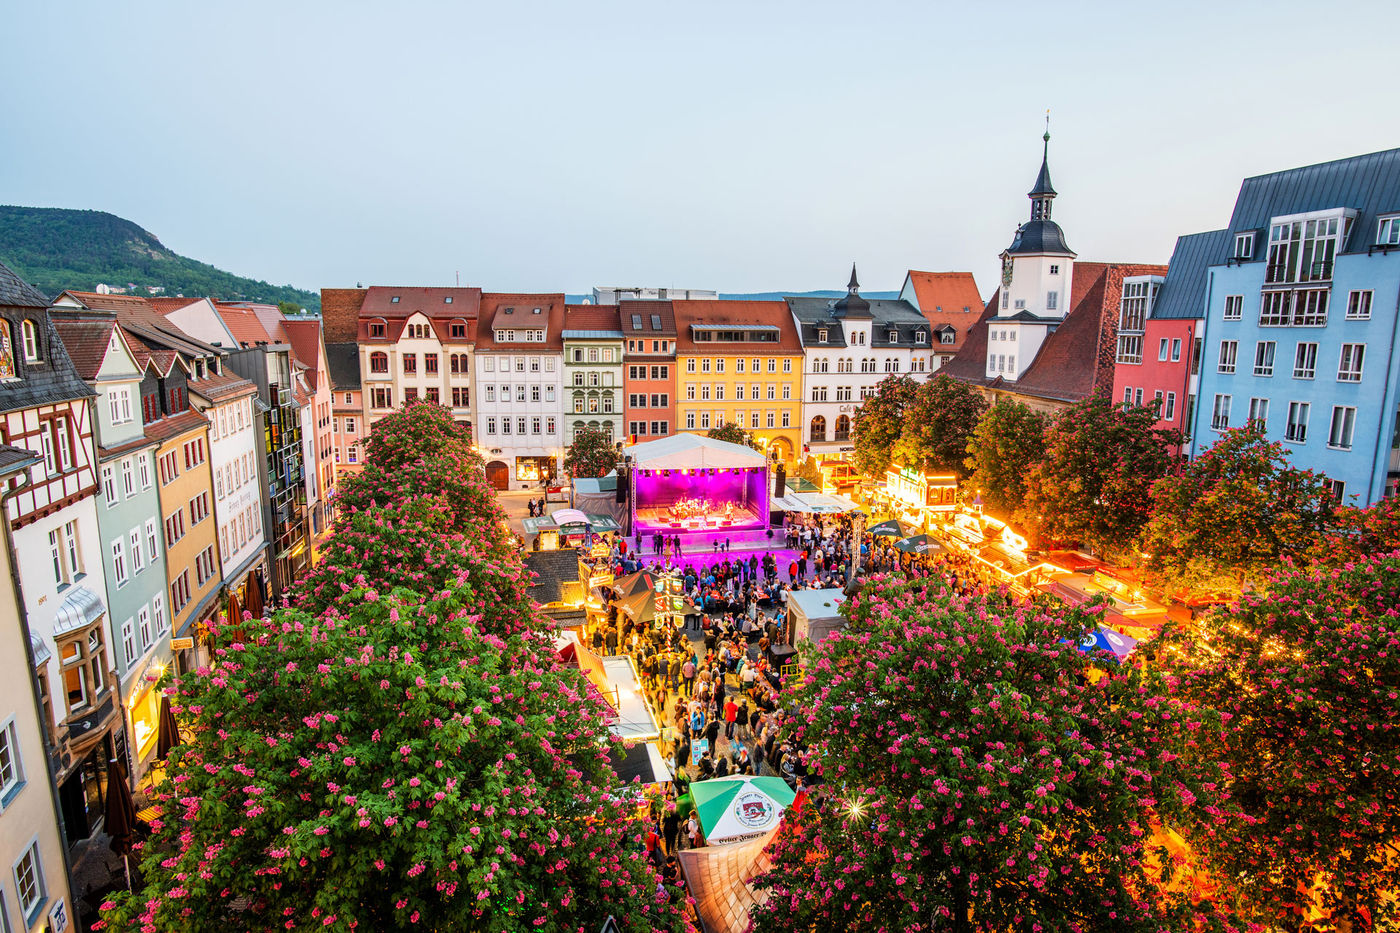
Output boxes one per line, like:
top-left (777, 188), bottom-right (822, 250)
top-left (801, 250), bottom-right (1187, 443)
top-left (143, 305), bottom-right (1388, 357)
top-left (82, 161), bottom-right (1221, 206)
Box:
top-left (1320, 493), bottom-right (1400, 565)
top-left (277, 300), bottom-right (305, 316)
top-left (851, 375), bottom-right (919, 478)
top-left (1140, 424), bottom-right (1332, 594)
top-left (1020, 397), bottom-right (1179, 558)
top-left (963, 396), bottom-right (1048, 518)
top-left (791, 456), bottom-right (822, 489)
top-left (750, 577), bottom-right (1232, 933)
top-left (890, 374), bottom-right (988, 478)
top-left (1151, 554), bottom-right (1400, 931)
top-left (563, 425), bottom-right (621, 479)
top-left (706, 420), bottom-right (760, 450)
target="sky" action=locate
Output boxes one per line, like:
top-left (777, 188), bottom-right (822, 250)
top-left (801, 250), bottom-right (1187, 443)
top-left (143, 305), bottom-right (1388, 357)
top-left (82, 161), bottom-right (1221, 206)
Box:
top-left (4, 0), bottom-right (1399, 300)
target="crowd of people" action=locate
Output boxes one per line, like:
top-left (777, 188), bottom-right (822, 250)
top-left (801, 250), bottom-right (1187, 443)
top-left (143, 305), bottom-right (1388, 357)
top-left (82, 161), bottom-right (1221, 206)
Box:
top-left (571, 509), bottom-right (1007, 865)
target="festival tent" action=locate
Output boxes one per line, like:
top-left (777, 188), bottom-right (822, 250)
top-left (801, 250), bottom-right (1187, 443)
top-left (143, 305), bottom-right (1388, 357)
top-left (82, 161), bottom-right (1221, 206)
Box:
top-left (617, 589), bottom-right (658, 626)
top-left (691, 775), bottom-right (796, 845)
top-left (626, 433), bottom-right (768, 471)
top-left (789, 588), bottom-right (847, 645)
top-left (612, 570), bottom-right (658, 601)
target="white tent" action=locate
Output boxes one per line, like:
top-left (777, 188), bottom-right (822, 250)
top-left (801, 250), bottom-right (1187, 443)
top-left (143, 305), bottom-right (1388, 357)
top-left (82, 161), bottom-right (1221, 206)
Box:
top-left (626, 434), bottom-right (768, 471)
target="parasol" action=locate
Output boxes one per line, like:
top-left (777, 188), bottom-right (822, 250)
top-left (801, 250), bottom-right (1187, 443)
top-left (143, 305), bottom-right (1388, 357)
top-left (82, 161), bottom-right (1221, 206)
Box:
top-left (691, 774), bottom-right (796, 844)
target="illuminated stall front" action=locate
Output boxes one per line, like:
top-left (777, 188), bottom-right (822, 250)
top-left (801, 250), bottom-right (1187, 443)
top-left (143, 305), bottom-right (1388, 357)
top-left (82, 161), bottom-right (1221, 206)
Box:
top-left (883, 465), bottom-right (958, 529)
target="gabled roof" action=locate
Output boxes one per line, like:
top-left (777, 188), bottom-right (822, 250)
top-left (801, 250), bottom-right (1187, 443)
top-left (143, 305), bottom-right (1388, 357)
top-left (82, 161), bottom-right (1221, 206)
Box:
top-left (55, 290), bottom-right (221, 360)
top-left (1224, 146), bottom-right (1400, 259)
top-left (1152, 230), bottom-right (1229, 321)
top-left (280, 319), bottom-right (325, 389)
top-left (901, 271), bottom-right (983, 315)
top-left (786, 297), bottom-right (931, 349)
top-left (671, 300), bottom-right (803, 354)
top-left (524, 549), bottom-right (583, 606)
top-left (321, 288), bottom-right (367, 343)
top-left (188, 370), bottom-right (257, 403)
top-left (325, 342), bottom-right (361, 391)
top-left (475, 294), bottom-right (566, 351)
top-left (146, 296), bottom-right (203, 315)
top-left (0, 260), bottom-right (48, 308)
top-left (142, 407), bottom-right (209, 446)
top-left (943, 261), bottom-right (1168, 404)
top-left (52, 319), bottom-right (117, 380)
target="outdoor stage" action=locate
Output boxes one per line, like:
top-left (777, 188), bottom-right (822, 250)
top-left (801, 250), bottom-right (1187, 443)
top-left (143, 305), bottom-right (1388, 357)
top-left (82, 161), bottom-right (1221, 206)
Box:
top-left (625, 434), bottom-right (773, 550)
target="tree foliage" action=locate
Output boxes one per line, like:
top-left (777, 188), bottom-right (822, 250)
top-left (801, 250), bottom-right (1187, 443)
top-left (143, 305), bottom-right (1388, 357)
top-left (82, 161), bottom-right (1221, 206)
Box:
top-left (1322, 494), bottom-right (1400, 566)
top-left (1019, 398), bottom-right (1179, 558)
top-left (0, 206), bottom-right (320, 310)
top-left (563, 425), bottom-right (621, 480)
top-left (1140, 425), bottom-right (1332, 594)
top-left (750, 578), bottom-right (1232, 933)
top-left (963, 396), bottom-right (1048, 519)
top-left (851, 375), bottom-right (919, 478)
top-left (99, 404), bottom-right (691, 933)
top-left (1151, 555), bottom-right (1400, 930)
top-left (890, 375), bottom-right (988, 478)
top-left (706, 420), bottom-right (761, 450)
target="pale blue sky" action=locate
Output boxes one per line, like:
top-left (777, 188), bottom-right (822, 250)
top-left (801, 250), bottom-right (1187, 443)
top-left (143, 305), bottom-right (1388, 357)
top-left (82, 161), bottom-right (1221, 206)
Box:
top-left (4, 0), bottom-right (1398, 299)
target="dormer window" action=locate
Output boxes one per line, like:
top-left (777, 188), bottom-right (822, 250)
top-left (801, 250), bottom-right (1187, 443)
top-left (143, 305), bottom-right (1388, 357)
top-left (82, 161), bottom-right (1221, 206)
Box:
top-left (21, 320), bottom-right (39, 361)
top-left (0, 322), bottom-right (16, 380)
top-left (915, 330), bottom-right (926, 344)
top-left (391, 296), bottom-right (400, 303)
top-left (817, 329), bottom-right (828, 343)
top-left (888, 330), bottom-right (898, 343)
top-left (444, 296), bottom-right (453, 303)
top-left (939, 330), bottom-right (955, 345)
top-left (369, 319), bottom-right (386, 338)
top-left (1234, 232), bottom-right (1255, 259)
top-left (450, 320), bottom-right (467, 339)
top-left (532, 307), bottom-right (542, 314)
top-left (1379, 215), bottom-right (1400, 247)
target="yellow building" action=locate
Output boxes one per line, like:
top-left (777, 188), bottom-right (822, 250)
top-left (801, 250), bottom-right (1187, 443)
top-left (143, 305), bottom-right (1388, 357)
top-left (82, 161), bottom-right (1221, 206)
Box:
top-left (148, 377), bottom-right (224, 639)
top-left (670, 300), bottom-right (804, 463)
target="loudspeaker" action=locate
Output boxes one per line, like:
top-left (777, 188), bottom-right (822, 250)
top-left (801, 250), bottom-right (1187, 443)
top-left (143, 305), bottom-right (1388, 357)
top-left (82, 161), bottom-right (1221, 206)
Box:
top-left (773, 463), bottom-right (786, 498)
top-left (615, 465), bottom-right (628, 503)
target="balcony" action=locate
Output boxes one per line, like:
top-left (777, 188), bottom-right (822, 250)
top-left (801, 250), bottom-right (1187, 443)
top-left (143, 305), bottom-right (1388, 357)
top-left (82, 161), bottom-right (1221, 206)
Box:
top-left (1265, 259), bottom-right (1333, 285)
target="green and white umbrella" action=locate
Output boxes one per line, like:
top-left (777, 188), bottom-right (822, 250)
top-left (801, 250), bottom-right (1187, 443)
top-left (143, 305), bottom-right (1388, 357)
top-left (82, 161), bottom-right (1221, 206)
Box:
top-left (868, 519), bottom-right (908, 538)
top-left (894, 534), bottom-right (944, 555)
top-left (691, 775), bottom-right (796, 844)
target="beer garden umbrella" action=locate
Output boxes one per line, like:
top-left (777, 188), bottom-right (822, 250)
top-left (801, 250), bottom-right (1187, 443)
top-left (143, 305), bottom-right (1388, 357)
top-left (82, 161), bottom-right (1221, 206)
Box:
top-left (245, 572), bottom-right (265, 619)
top-left (868, 519), bottom-right (907, 538)
top-left (893, 534), bottom-right (944, 555)
top-left (691, 774), bottom-right (796, 845)
top-left (1074, 625), bottom-right (1139, 662)
top-left (156, 694), bottom-right (182, 760)
top-left (104, 758), bottom-right (137, 889)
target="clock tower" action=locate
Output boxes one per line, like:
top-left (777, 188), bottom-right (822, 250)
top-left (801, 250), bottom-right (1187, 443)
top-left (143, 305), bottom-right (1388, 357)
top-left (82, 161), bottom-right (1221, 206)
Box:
top-left (987, 129), bottom-right (1078, 382)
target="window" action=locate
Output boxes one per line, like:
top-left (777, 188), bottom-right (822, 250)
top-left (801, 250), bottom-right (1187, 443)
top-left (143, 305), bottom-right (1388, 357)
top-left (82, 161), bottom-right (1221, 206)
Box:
top-left (145, 519), bottom-right (158, 562)
top-left (182, 438), bottom-right (205, 469)
top-left (369, 352), bottom-right (388, 373)
top-left (1171, 338), bottom-right (1182, 362)
top-left (701, 359), bottom-right (710, 373)
top-left (767, 359), bottom-right (776, 373)
top-left (402, 353), bottom-right (417, 375)
top-left (1164, 392), bottom-right (1176, 421)
top-left (1338, 344), bottom-right (1365, 382)
top-left (1248, 397), bottom-right (1269, 430)
top-left (1211, 394), bottom-right (1232, 431)
top-left (165, 509), bottom-right (186, 545)
top-left (19, 320), bottom-right (40, 363)
top-left (1253, 341), bottom-right (1276, 377)
top-left (195, 545), bottom-right (217, 586)
top-left (450, 321), bottom-right (467, 338)
top-left (1046, 291), bottom-right (1058, 311)
top-left (1282, 400), bottom-right (1304, 442)
top-left (58, 626), bottom-right (106, 715)
top-left (766, 411), bottom-right (776, 428)
top-left (14, 839), bottom-right (45, 924)
top-left (1217, 340), bottom-right (1238, 374)
top-left (485, 417), bottom-right (496, 435)
top-left (102, 465), bottom-right (117, 504)
top-left (817, 328), bottom-right (828, 343)
top-left (1234, 231), bottom-right (1255, 259)
top-left (153, 594), bottom-right (167, 636)
top-left (1346, 290), bottom-right (1373, 320)
top-left (767, 384), bottom-right (775, 400)
top-left (1259, 288), bottom-right (1330, 327)
top-left (171, 570), bottom-right (192, 615)
top-left (108, 386), bottom-right (133, 424)
top-left (425, 353), bottom-right (439, 374)
top-left (485, 385), bottom-right (495, 403)
top-left (1328, 406), bottom-right (1357, 449)
top-left (781, 410), bottom-right (791, 428)
top-left (782, 384), bottom-right (791, 400)
top-left (1267, 214), bottom-right (1346, 284)
top-left (685, 411), bottom-right (696, 430)
top-left (699, 412), bottom-right (710, 429)
top-left (1116, 335), bottom-right (1143, 364)
top-left (686, 359), bottom-right (696, 373)
top-left (1379, 216), bottom-right (1400, 246)
top-left (1223, 295), bottom-right (1243, 320)
top-left (371, 388), bottom-right (392, 409)
top-left (1293, 342), bottom-right (1318, 379)
top-left (0, 715), bottom-right (25, 809)
top-left (750, 411), bottom-right (760, 429)
top-left (452, 387), bottom-right (469, 407)
top-left (1158, 338), bottom-right (1170, 361)
top-left (129, 528), bottom-right (143, 573)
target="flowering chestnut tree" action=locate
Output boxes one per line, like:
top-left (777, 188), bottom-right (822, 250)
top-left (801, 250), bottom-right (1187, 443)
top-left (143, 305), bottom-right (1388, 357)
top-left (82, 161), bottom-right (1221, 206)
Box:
top-left (100, 402), bottom-right (693, 932)
top-left (750, 578), bottom-right (1233, 933)
top-left (1151, 554), bottom-right (1400, 930)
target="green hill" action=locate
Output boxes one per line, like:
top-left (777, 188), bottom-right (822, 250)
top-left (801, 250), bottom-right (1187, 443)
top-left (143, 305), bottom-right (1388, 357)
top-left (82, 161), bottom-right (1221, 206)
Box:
top-left (0, 206), bottom-right (319, 312)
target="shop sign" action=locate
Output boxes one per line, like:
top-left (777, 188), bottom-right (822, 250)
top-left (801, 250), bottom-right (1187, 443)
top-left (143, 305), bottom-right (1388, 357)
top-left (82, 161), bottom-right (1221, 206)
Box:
top-left (590, 543), bottom-right (611, 558)
top-left (170, 637), bottom-right (195, 650)
top-left (588, 573), bottom-right (615, 589)
top-left (50, 900), bottom-right (69, 933)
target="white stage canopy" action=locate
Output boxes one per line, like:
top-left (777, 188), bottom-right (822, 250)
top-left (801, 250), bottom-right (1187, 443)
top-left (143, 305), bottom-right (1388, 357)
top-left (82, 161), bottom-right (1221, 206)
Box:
top-left (626, 434), bottom-right (768, 471)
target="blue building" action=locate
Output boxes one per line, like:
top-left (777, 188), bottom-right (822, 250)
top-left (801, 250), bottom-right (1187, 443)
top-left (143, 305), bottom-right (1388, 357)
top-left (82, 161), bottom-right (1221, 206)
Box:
top-left (1189, 148), bottom-right (1400, 506)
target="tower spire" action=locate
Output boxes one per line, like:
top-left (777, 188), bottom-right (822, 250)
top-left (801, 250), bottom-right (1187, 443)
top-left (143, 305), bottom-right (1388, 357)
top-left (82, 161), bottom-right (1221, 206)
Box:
top-left (847, 262), bottom-right (860, 293)
top-left (1029, 114), bottom-right (1056, 220)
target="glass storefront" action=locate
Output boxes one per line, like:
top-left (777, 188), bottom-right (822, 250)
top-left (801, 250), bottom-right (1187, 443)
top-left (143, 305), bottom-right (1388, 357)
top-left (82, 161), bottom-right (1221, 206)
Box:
top-left (130, 683), bottom-right (161, 758)
top-left (515, 456), bottom-right (555, 483)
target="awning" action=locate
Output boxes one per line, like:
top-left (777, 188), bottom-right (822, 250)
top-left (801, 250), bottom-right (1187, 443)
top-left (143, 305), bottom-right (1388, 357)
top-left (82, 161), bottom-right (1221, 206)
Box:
top-left (552, 508), bottom-right (589, 526)
top-left (583, 513), bottom-right (620, 532)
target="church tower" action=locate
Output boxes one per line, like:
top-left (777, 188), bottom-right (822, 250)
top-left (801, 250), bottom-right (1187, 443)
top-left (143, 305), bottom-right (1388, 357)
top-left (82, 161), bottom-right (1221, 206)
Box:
top-left (987, 127), bottom-right (1078, 382)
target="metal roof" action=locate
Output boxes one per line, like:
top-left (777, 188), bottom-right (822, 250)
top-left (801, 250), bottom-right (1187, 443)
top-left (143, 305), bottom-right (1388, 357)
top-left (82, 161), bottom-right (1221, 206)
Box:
top-left (561, 329), bottom-right (624, 339)
top-left (1223, 147), bottom-right (1400, 261)
top-left (1004, 219), bottom-right (1075, 257)
top-left (1152, 229), bottom-right (1229, 320)
top-left (324, 342), bottom-right (361, 390)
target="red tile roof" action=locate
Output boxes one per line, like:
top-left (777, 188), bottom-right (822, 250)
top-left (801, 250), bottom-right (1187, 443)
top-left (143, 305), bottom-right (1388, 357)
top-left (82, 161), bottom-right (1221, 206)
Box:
top-left (52, 320), bottom-right (116, 380)
top-left (475, 293), bottom-right (567, 351)
top-left (144, 408), bottom-right (209, 446)
top-left (941, 262), bottom-right (1168, 405)
top-left (904, 271), bottom-right (984, 315)
top-left (619, 300), bottom-right (678, 336)
top-left (360, 287), bottom-right (482, 320)
top-left (562, 305), bottom-right (623, 332)
top-left (213, 302), bottom-right (277, 348)
top-left (671, 300), bottom-right (803, 354)
top-left (280, 320), bottom-right (325, 388)
top-left (146, 296), bottom-right (203, 316)
top-left (321, 288), bottom-right (367, 343)
top-left (188, 370), bottom-right (257, 402)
